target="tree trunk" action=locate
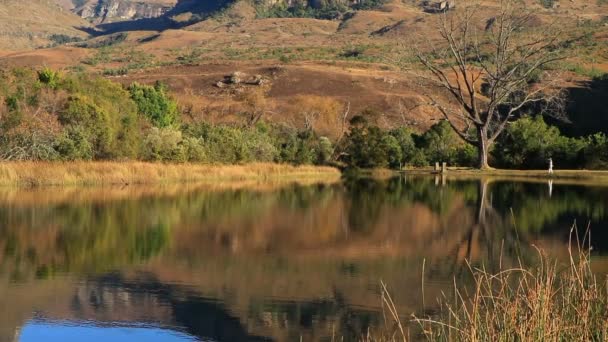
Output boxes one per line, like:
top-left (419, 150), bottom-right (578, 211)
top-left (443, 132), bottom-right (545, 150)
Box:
top-left (477, 127), bottom-right (490, 170)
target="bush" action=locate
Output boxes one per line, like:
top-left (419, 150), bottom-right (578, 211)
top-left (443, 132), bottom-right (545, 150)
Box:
top-left (389, 127), bottom-right (418, 167)
top-left (59, 96), bottom-right (117, 159)
top-left (142, 127), bottom-right (186, 162)
top-left (382, 134), bottom-right (403, 169)
top-left (129, 81), bottom-right (179, 128)
top-left (343, 117), bottom-right (392, 168)
top-left (494, 116), bottom-right (586, 169)
top-left (38, 68), bottom-right (60, 89)
top-left (418, 120), bottom-right (477, 167)
top-left (419, 120), bottom-right (460, 165)
top-left (60, 73), bottom-right (141, 159)
top-left (54, 127), bottom-right (93, 161)
top-left (316, 136), bottom-right (334, 165)
top-left (188, 123), bottom-right (278, 164)
top-left (583, 133), bottom-right (608, 168)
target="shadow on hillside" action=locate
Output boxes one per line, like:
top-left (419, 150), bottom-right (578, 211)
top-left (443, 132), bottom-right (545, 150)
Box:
top-left (561, 75), bottom-right (608, 136)
top-left (75, 0), bottom-right (234, 36)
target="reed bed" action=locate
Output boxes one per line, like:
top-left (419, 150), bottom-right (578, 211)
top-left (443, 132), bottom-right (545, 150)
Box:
top-left (366, 228), bottom-right (608, 342)
top-left (0, 162), bottom-right (340, 187)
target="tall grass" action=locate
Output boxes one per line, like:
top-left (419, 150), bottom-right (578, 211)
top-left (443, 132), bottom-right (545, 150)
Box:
top-left (367, 227), bottom-right (608, 341)
top-left (0, 162), bottom-right (340, 187)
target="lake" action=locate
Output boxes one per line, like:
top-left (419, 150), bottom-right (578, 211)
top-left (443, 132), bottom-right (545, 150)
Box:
top-left (2, 176), bottom-right (608, 341)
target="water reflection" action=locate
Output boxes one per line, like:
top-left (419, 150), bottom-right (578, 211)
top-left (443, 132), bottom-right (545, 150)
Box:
top-left (20, 320), bottom-right (198, 342)
top-left (1, 177), bottom-right (608, 341)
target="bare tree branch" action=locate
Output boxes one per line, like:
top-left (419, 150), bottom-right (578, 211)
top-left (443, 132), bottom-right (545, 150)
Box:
top-left (402, 0), bottom-right (570, 169)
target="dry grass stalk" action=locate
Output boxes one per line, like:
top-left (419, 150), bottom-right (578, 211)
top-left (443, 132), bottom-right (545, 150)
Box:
top-left (366, 225), bottom-right (608, 341)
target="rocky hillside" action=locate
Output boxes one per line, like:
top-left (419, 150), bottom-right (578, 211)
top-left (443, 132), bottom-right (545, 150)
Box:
top-left (54, 0), bottom-right (385, 25)
top-left (58, 0), bottom-right (177, 23)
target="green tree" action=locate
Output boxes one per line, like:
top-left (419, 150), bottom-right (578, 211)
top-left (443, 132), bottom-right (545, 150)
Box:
top-left (343, 116), bottom-right (391, 168)
top-left (420, 120), bottom-right (460, 165)
top-left (389, 127), bottom-right (417, 167)
top-left (494, 116), bottom-right (585, 169)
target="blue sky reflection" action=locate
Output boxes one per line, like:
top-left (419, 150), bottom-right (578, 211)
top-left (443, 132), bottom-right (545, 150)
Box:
top-left (18, 320), bottom-right (201, 342)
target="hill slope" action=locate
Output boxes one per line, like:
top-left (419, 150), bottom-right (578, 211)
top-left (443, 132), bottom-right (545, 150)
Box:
top-left (0, 0), bottom-right (91, 50)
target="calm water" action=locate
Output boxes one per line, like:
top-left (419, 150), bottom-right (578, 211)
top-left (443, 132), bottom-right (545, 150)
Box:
top-left (2, 176), bottom-right (608, 341)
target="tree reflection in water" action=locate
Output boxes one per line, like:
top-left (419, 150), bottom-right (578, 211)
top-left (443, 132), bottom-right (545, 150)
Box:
top-left (1, 177), bottom-right (607, 341)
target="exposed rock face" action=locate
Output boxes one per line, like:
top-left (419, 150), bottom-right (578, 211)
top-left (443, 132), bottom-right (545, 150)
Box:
top-left (256, 0), bottom-right (363, 9)
top-left (73, 0), bottom-right (177, 23)
top-left (59, 0), bottom-right (373, 25)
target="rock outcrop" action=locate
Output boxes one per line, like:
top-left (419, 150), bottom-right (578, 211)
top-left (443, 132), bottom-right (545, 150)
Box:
top-left (58, 0), bottom-right (380, 25)
top-left (255, 0), bottom-right (367, 9)
top-left (71, 0), bottom-right (177, 23)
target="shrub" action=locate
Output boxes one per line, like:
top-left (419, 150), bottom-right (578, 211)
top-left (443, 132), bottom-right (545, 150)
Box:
top-left (494, 116), bottom-right (586, 169)
top-left (129, 81), bottom-right (179, 128)
top-left (38, 68), bottom-right (60, 89)
top-left (316, 136), bottom-right (334, 165)
top-left (540, 0), bottom-right (556, 8)
top-left (343, 118), bottom-right (391, 168)
top-left (389, 127), bottom-right (418, 167)
top-left (419, 120), bottom-right (476, 167)
top-left (182, 137), bottom-right (207, 162)
top-left (189, 123), bottom-right (278, 164)
top-left (48, 34), bottom-right (82, 46)
top-left (54, 127), bottom-right (93, 161)
top-left (382, 134), bottom-right (403, 169)
top-left (142, 127), bottom-right (186, 162)
top-left (583, 133), bottom-right (608, 168)
top-left (419, 120), bottom-right (459, 164)
top-left (47, 73), bottom-right (141, 160)
top-left (59, 96), bottom-right (115, 159)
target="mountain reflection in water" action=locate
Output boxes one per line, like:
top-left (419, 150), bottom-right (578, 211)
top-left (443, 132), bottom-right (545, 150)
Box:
top-left (1, 176), bottom-right (608, 341)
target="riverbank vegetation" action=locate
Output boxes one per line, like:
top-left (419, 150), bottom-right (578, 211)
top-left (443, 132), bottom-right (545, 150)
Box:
top-left (1, 67), bottom-right (607, 173)
top-left (340, 114), bottom-right (608, 171)
top-left (0, 68), bottom-right (334, 165)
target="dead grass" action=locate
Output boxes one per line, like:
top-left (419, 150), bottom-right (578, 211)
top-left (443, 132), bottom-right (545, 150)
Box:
top-left (365, 226), bottom-right (608, 341)
top-left (0, 162), bottom-right (340, 187)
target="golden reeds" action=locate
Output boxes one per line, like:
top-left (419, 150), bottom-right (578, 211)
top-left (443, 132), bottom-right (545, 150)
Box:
top-left (0, 162), bottom-right (341, 187)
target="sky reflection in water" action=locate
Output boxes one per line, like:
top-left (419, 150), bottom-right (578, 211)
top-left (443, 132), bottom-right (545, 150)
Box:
top-left (19, 320), bottom-right (199, 342)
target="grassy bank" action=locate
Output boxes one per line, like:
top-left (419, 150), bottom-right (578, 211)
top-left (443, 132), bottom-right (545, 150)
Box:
top-left (0, 162), bottom-right (341, 187)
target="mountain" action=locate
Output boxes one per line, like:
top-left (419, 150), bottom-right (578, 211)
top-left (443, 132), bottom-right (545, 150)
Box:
top-left (63, 0), bottom-right (178, 23)
top-left (0, 0), bottom-right (605, 134)
top-left (0, 0), bottom-right (91, 50)
top-left (54, 0), bottom-right (384, 28)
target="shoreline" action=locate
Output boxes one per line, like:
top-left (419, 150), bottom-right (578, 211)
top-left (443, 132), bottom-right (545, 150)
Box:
top-left (0, 162), bottom-right (341, 187)
top-left (1, 162), bottom-right (607, 188)
top-left (399, 168), bottom-right (608, 185)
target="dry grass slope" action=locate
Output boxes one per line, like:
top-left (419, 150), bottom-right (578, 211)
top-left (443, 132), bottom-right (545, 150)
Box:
top-left (0, 0), bottom-right (90, 50)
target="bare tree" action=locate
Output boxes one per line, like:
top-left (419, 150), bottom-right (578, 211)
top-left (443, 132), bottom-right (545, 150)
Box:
top-left (240, 89), bottom-right (270, 127)
top-left (412, 0), bottom-right (569, 169)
